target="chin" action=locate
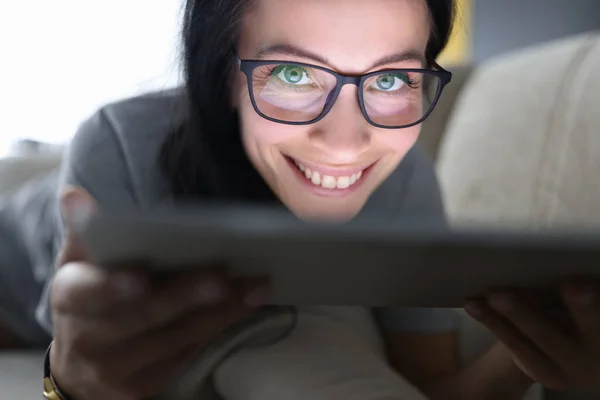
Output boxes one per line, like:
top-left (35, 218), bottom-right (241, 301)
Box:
top-left (286, 201), bottom-right (365, 224)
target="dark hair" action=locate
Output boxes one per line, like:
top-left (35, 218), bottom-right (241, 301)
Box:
top-left (161, 0), bottom-right (456, 201)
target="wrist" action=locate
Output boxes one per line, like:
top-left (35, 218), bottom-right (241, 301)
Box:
top-left (44, 342), bottom-right (76, 400)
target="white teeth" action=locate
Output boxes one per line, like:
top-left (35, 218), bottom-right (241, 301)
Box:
top-left (311, 171), bottom-right (321, 185)
top-left (321, 175), bottom-right (337, 189)
top-left (295, 160), bottom-right (306, 173)
top-left (337, 176), bottom-right (350, 189)
top-left (293, 159), bottom-right (364, 190)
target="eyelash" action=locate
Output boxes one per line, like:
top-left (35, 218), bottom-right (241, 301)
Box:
top-left (404, 77), bottom-right (420, 89)
top-left (259, 65), bottom-right (312, 80)
top-left (255, 66), bottom-right (317, 93)
top-left (254, 66), bottom-right (424, 99)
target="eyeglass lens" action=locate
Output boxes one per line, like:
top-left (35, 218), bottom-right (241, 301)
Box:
top-left (250, 63), bottom-right (441, 127)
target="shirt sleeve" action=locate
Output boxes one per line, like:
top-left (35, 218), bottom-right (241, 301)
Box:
top-left (372, 144), bottom-right (459, 333)
top-left (0, 172), bottom-right (57, 346)
top-left (35, 108), bottom-right (140, 334)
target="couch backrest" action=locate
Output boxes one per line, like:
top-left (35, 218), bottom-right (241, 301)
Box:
top-left (437, 31), bottom-right (600, 230)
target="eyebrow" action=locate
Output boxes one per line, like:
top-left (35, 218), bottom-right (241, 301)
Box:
top-left (255, 44), bottom-right (427, 70)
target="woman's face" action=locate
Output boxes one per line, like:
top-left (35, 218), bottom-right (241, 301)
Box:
top-left (235, 0), bottom-right (431, 221)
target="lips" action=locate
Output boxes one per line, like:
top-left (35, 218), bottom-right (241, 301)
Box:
top-left (292, 159), bottom-right (363, 189)
top-left (284, 154), bottom-right (375, 191)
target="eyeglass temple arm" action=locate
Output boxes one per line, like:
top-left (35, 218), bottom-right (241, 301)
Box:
top-left (232, 48), bottom-right (242, 67)
top-left (431, 61), bottom-right (447, 72)
top-left (432, 61), bottom-right (452, 84)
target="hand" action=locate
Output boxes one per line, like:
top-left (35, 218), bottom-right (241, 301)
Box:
top-left (50, 188), bottom-right (269, 400)
top-left (465, 279), bottom-right (600, 391)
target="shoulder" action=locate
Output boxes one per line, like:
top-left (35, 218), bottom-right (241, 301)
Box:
top-left (68, 87), bottom-right (184, 173)
top-left (62, 88), bottom-right (185, 209)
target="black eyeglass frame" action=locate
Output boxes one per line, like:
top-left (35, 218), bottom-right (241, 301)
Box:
top-left (234, 51), bottom-right (453, 130)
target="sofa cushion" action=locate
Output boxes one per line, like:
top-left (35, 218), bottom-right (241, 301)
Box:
top-left (438, 32), bottom-right (600, 229)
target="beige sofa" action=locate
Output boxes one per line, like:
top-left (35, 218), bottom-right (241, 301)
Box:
top-left (431, 31), bottom-right (600, 400)
top-left (1, 31), bottom-right (599, 399)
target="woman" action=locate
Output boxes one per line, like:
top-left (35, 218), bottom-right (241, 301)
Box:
top-left (2, 0), bottom-right (599, 399)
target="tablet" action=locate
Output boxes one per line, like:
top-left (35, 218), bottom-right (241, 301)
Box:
top-left (78, 204), bottom-right (600, 308)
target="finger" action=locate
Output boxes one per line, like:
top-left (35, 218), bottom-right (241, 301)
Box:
top-left (127, 271), bottom-right (233, 330)
top-left (75, 270), bottom-right (235, 343)
top-left (55, 269), bottom-right (230, 350)
top-left (56, 271), bottom-right (268, 351)
top-left (138, 273), bottom-right (270, 330)
top-left (465, 300), bottom-right (566, 389)
top-left (487, 292), bottom-right (587, 383)
top-left (56, 187), bottom-right (98, 266)
top-left (92, 303), bottom-right (249, 383)
top-left (562, 279), bottom-right (600, 351)
top-left (51, 262), bottom-right (149, 316)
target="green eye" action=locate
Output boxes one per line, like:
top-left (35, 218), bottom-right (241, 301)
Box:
top-left (373, 72), bottom-right (410, 91)
top-left (272, 65), bottom-right (312, 85)
top-left (283, 66), bottom-right (304, 83)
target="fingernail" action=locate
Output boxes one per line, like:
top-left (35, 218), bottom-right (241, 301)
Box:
top-left (244, 286), bottom-right (270, 308)
top-left (112, 272), bottom-right (145, 299)
top-left (196, 280), bottom-right (226, 305)
top-left (489, 293), bottom-right (516, 313)
top-left (465, 301), bottom-right (484, 318)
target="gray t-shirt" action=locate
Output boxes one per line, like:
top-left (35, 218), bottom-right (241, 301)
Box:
top-left (0, 88), bottom-right (457, 345)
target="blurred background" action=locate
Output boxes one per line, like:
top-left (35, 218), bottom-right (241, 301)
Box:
top-left (438, 0), bottom-right (600, 64)
top-left (0, 0), bottom-right (599, 155)
top-left (0, 0), bottom-right (182, 155)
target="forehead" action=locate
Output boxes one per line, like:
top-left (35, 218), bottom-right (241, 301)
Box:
top-left (239, 0), bottom-right (431, 72)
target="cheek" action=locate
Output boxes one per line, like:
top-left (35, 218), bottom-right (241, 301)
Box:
top-left (379, 126), bottom-right (421, 156)
top-left (238, 98), bottom-right (302, 145)
top-left (235, 73), bottom-right (308, 146)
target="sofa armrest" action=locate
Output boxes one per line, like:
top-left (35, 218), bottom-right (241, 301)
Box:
top-left (0, 155), bottom-right (62, 197)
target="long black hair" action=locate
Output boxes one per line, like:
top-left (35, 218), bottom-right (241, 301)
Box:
top-left (161, 0), bottom-right (456, 201)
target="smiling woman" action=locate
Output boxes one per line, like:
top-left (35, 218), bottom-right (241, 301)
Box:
top-left (1, 1), bottom-right (508, 399)
top-left (164, 0), bottom-right (455, 221)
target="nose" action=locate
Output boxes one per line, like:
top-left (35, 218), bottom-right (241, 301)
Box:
top-left (308, 86), bottom-right (371, 162)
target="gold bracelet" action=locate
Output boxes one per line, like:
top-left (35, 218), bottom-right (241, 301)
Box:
top-left (43, 376), bottom-right (66, 400)
top-left (43, 342), bottom-right (73, 400)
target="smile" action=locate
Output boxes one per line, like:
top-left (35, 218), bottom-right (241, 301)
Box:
top-left (284, 155), bottom-right (375, 195)
top-left (293, 160), bottom-right (363, 189)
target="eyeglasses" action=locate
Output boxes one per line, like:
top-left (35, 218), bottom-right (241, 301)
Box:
top-left (234, 51), bottom-right (452, 130)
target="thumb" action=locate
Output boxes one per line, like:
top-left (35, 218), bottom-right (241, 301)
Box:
top-left (56, 186), bottom-right (98, 267)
